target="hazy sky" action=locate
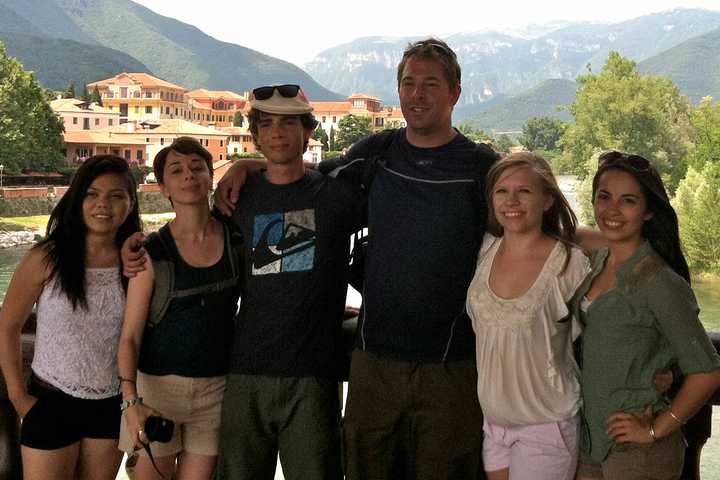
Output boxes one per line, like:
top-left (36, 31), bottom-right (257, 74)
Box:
top-left (133, 0), bottom-right (720, 66)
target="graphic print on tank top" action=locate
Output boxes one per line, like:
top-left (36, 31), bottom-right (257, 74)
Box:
top-left (252, 209), bottom-right (316, 275)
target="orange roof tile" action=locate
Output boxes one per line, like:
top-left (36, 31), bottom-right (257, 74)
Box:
top-left (187, 89), bottom-right (247, 101)
top-left (63, 131), bottom-right (149, 145)
top-left (87, 73), bottom-right (186, 91)
top-left (348, 93), bottom-right (381, 102)
top-left (311, 102), bottom-right (352, 113)
top-left (50, 98), bottom-right (115, 114)
top-left (103, 119), bottom-right (229, 137)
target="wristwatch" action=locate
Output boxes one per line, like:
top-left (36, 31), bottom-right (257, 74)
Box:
top-left (120, 397), bottom-right (143, 412)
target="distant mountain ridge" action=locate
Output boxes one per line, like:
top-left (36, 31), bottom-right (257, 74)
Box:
top-left (639, 27), bottom-right (720, 103)
top-left (460, 79), bottom-right (577, 132)
top-left (0, 32), bottom-right (152, 91)
top-left (0, 0), bottom-right (343, 100)
top-left (306, 8), bottom-right (720, 107)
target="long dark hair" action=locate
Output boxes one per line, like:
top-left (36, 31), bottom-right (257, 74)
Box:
top-left (592, 151), bottom-right (690, 284)
top-left (36, 155), bottom-right (142, 309)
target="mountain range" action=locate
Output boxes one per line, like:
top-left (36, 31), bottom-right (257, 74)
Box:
top-left (306, 9), bottom-right (720, 115)
top-left (0, 0), bottom-right (342, 100)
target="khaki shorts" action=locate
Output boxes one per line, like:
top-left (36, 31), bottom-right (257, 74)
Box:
top-left (576, 430), bottom-right (685, 480)
top-left (119, 372), bottom-right (226, 457)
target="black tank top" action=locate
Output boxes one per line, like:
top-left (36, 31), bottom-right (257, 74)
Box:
top-left (138, 224), bottom-right (240, 377)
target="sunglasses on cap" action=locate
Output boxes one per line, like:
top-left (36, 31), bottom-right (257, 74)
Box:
top-left (252, 84), bottom-right (301, 101)
top-left (598, 150), bottom-right (651, 172)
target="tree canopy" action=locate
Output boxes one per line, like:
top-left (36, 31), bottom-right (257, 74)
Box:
top-left (560, 52), bottom-right (693, 187)
top-left (335, 114), bottom-right (373, 151)
top-left (673, 161), bottom-right (720, 273)
top-left (233, 111), bottom-right (244, 127)
top-left (313, 125), bottom-right (329, 151)
top-left (457, 124), bottom-right (492, 143)
top-left (0, 43), bottom-right (65, 173)
top-left (519, 116), bottom-right (566, 152)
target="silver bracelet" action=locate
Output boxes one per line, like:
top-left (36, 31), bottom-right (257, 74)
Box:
top-left (649, 424), bottom-right (657, 442)
top-left (668, 410), bottom-right (685, 425)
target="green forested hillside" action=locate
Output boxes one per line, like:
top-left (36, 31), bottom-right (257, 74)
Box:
top-left (0, 0), bottom-right (343, 100)
top-left (639, 27), bottom-right (720, 103)
top-left (461, 79), bottom-right (577, 132)
top-left (0, 33), bottom-right (151, 91)
top-left (0, 0), bottom-right (97, 44)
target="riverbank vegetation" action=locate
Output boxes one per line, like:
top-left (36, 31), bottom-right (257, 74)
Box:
top-left (522, 52), bottom-right (720, 275)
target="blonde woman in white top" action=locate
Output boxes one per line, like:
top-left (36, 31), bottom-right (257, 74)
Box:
top-left (466, 152), bottom-right (589, 480)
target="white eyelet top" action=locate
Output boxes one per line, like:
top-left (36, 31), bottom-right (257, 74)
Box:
top-left (466, 234), bottom-right (590, 427)
top-left (32, 267), bottom-right (125, 399)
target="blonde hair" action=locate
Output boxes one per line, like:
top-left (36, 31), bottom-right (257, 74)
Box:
top-left (485, 152), bottom-right (578, 268)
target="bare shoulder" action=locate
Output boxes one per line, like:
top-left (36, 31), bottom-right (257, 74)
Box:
top-left (15, 245), bottom-right (53, 286)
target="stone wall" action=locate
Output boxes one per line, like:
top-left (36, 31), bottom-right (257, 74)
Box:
top-left (0, 190), bottom-right (172, 217)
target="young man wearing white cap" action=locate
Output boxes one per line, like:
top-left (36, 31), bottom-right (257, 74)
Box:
top-left (214, 85), bottom-right (362, 480)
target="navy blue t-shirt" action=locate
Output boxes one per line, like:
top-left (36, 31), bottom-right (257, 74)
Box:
top-left (229, 169), bottom-right (363, 378)
top-left (320, 128), bottom-right (498, 362)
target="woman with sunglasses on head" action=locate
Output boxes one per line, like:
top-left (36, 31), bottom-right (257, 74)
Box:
top-left (0, 156), bottom-right (140, 480)
top-left (466, 152), bottom-right (589, 480)
top-left (117, 137), bottom-right (240, 480)
top-left (574, 151), bottom-right (720, 480)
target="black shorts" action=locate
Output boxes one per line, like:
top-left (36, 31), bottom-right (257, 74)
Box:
top-left (20, 375), bottom-right (121, 450)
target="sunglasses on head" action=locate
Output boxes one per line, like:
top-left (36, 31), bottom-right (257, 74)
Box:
top-left (408, 41), bottom-right (455, 58)
top-left (598, 150), bottom-right (650, 171)
top-left (252, 84), bottom-right (301, 101)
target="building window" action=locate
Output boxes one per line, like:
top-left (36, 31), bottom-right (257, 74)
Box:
top-left (166, 107), bottom-right (170, 114)
top-left (136, 150), bottom-right (143, 161)
top-left (333, 116), bottom-right (337, 123)
top-left (160, 138), bottom-right (164, 146)
top-left (73, 117), bottom-right (78, 124)
top-left (134, 91), bottom-right (141, 98)
top-left (120, 87), bottom-right (128, 98)
top-left (145, 106), bottom-right (152, 114)
top-left (322, 116), bottom-right (326, 123)
top-left (109, 119), bottom-right (114, 126)
top-left (124, 149), bottom-right (131, 159)
top-left (146, 138), bottom-right (150, 143)
top-left (234, 147), bottom-right (238, 153)
top-left (145, 91), bottom-right (152, 98)
top-left (220, 140), bottom-right (224, 147)
top-left (95, 118), bottom-right (100, 126)
top-left (175, 108), bottom-right (178, 115)
top-left (83, 118), bottom-right (90, 130)
top-left (160, 91), bottom-right (164, 99)
top-left (375, 118), bottom-right (384, 127)
top-left (353, 99), bottom-right (364, 108)
top-left (220, 154), bottom-right (223, 160)
top-left (205, 139), bottom-right (209, 146)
